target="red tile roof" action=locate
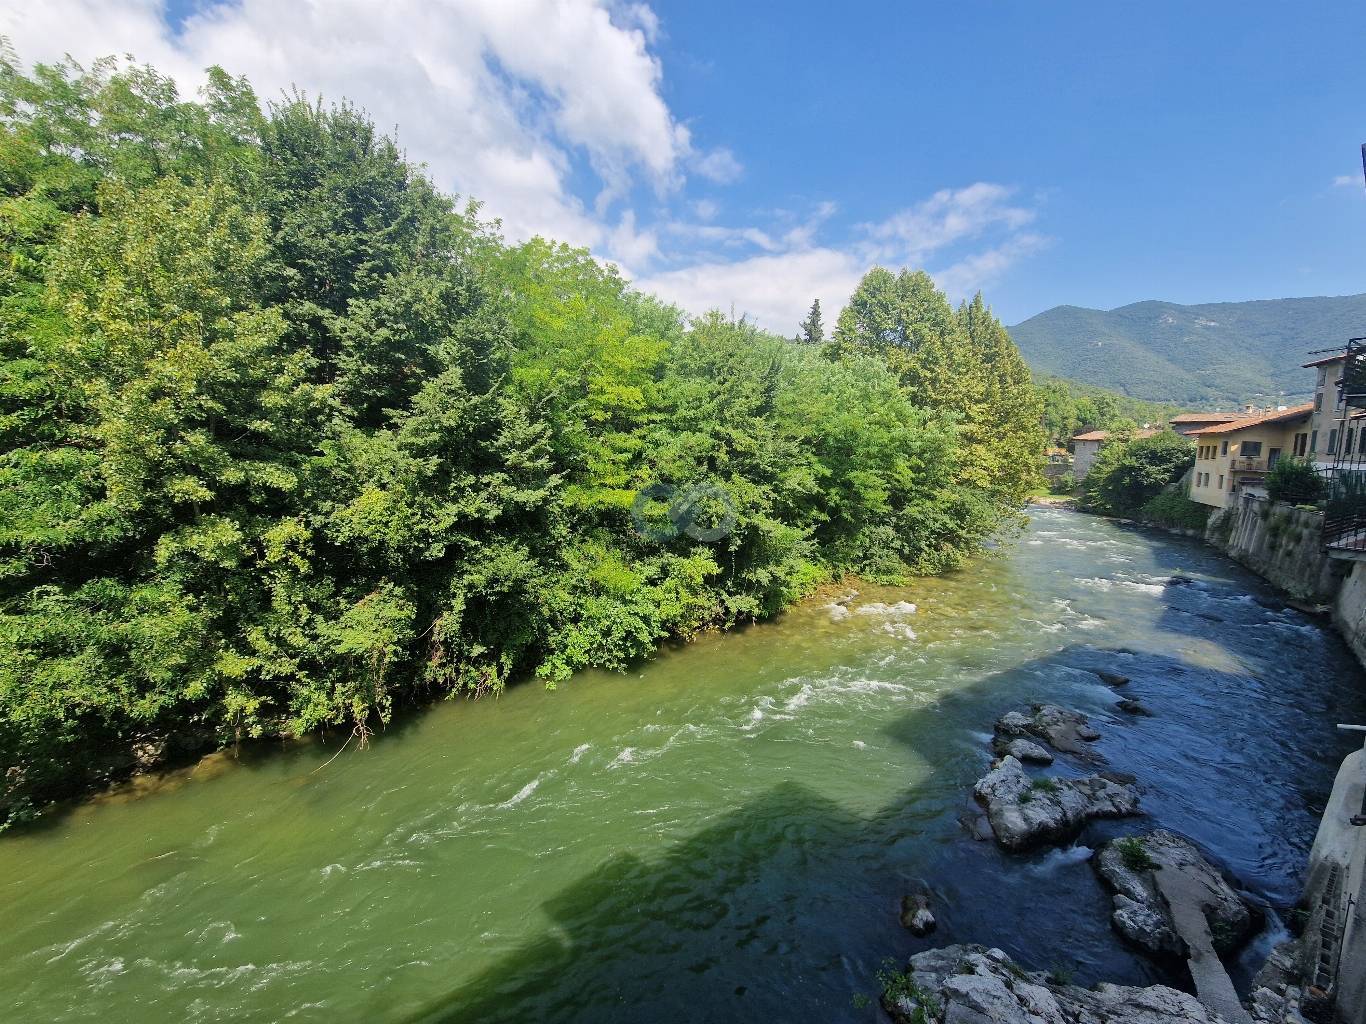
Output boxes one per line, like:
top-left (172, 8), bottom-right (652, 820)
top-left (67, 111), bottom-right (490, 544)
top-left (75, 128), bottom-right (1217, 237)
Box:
top-left (1071, 428), bottom-right (1158, 442)
top-left (1169, 412), bottom-right (1240, 423)
top-left (1190, 403), bottom-right (1314, 435)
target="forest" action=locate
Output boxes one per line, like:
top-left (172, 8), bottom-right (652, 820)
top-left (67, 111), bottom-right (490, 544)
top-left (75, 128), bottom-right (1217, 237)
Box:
top-left (0, 53), bottom-right (1044, 826)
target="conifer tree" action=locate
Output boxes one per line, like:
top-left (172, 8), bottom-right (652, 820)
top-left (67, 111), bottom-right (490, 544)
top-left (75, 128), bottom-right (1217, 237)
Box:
top-left (797, 298), bottom-right (824, 345)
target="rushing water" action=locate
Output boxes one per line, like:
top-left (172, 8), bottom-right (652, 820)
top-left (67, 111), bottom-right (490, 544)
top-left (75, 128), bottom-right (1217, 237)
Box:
top-left (5, 507), bottom-right (1366, 1023)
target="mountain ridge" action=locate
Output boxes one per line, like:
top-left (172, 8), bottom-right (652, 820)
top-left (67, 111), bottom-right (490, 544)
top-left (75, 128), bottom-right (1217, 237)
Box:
top-left (1007, 292), bottom-right (1366, 408)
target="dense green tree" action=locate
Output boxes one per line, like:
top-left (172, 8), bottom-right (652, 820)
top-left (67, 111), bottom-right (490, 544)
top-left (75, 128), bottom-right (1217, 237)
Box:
top-left (831, 269), bottom-right (1044, 505)
top-left (1083, 431), bottom-right (1195, 516)
top-left (797, 298), bottom-right (824, 345)
top-left (0, 51), bottom-right (1038, 828)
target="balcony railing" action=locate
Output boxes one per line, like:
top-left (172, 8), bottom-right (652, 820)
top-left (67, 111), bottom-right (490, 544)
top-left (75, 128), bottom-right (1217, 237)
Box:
top-left (1231, 457), bottom-right (1267, 474)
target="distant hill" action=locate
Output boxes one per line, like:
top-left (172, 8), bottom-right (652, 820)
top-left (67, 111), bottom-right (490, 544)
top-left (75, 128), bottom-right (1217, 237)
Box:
top-left (1008, 294), bottom-right (1366, 408)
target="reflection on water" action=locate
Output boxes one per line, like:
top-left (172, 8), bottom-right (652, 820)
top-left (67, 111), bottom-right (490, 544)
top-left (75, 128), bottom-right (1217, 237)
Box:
top-left (3, 507), bottom-right (1364, 1023)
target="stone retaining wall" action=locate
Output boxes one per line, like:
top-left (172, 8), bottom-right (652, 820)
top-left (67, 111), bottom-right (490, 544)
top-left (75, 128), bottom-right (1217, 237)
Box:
top-left (1204, 497), bottom-right (1342, 604)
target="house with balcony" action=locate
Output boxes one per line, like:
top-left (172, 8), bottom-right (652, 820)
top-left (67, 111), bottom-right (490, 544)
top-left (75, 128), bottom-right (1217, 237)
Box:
top-left (1187, 403), bottom-right (1313, 509)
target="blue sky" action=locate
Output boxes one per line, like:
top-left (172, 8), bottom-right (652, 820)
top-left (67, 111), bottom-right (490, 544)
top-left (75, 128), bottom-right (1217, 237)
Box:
top-left (5, 1), bottom-right (1364, 330)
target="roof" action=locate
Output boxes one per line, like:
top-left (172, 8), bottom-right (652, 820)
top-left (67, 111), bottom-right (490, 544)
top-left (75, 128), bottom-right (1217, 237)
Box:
top-left (1169, 412), bottom-right (1240, 423)
top-left (1191, 402), bottom-right (1314, 436)
top-left (1303, 353), bottom-right (1346, 368)
top-left (1071, 428), bottom-right (1158, 443)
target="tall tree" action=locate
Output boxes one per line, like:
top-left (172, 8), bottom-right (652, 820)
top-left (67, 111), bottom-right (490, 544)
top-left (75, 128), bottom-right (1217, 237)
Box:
top-left (797, 298), bottom-right (824, 345)
top-left (957, 292), bottom-right (1046, 503)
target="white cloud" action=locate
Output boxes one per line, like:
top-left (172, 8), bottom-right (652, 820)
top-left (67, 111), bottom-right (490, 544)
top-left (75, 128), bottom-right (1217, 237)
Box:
top-left (931, 232), bottom-right (1050, 299)
top-left (637, 247), bottom-right (865, 335)
top-left (643, 190), bottom-right (1047, 333)
top-left (0, 3), bottom-right (1050, 332)
top-left (862, 183), bottom-right (1036, 263)
top-left (691, 198), bottom-right (719, 221)
top-left (692, 146), bottom-right (743, 184)
top-left (1334, 174), bottom-right (1362, 188)
top-left (0, 0), bottom-right (695, 262)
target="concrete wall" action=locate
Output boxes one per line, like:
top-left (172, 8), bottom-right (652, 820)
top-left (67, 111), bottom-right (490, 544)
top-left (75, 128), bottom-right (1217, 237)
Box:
top-left (1204, 497), bottom-right (1341, 604)
top-left (1301, 738), bottom-right (1366, 1024)
top-left (1334, 562), bottom-right (1366, 668)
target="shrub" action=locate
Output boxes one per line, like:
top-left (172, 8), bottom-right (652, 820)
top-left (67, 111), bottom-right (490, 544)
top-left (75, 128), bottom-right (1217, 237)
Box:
top-left (1083, 431), bottom-right (1195, 517)
top-left (1115, 836), bottom-right (1159, 872)
top-left (1266, 456), bottom-right (1324, 505)
top-left (1138, 490), bottom-right (1211, 531)
top-left (1049, 471), bottom-right (1077, 494)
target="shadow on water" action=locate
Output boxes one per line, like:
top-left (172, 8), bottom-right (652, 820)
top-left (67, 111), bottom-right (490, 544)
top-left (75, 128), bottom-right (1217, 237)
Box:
top-left (398, 607), bottom-right (1366, 1024)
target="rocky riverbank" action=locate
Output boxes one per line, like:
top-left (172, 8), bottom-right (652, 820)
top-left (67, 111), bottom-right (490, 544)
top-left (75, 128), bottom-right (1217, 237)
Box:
top-left (880, 944), bottom-right (1306, 1024)
top-left (886, 637), bottom-right (1320, 1024)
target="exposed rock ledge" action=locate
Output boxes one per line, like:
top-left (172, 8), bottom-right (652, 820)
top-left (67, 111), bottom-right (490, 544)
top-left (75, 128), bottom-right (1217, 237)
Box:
top-left (974, 756), bottom-right (1139, 850)
top-left (883, 944), bottom-right (1243, 1024)
top-left (992, 704), bottom-right (1102, 758)
top-left (1094, 831), bottom-right (1260, 957)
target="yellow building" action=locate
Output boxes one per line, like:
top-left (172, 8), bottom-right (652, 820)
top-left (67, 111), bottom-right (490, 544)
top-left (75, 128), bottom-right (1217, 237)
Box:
top-left (1188, 403), bottom-right (1313, 509)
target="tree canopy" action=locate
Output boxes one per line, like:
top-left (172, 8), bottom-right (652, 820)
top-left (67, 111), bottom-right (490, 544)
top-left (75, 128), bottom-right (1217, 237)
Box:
top-left (0, 52), bottom-right (1050, 827)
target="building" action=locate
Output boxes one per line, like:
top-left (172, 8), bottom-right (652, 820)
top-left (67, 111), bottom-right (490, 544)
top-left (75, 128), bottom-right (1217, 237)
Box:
top-left (1168, 411), bottom-right (1240, 437)
top-left (1070, 428), bottom-right (1156, 480)
top-left (1187, 403), bottom-right (1313, 509)
top-left (1304, 352), bottom-right (1366, 471)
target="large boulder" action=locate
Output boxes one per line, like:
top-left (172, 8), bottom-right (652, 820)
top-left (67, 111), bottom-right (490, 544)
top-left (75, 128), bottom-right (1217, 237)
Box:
top-left (992, 704), bottom-right (1102, 757)
top-left (883, 944), bottom-right (1237, 1024)
top-left (973, 756), bottom-right (1140, 851)
top-left (1094, 831), bottom-right (1260, 956)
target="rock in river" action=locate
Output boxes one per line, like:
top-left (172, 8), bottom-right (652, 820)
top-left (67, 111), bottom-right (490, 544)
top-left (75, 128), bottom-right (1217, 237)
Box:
top-left (973, 756), bottom-right (1139, 851)
top-left (996, 737), bottom-right (1055, 764)
top-left (993, 704), bottom-right (1102, 756)
top-left (1094, 830), bottom-right (1260, 956)
top-left (900, 886), bottom-right (936, 936)
top-left (1093, 669), bottom-right (1130, 687)
top-left (883, 944), bottom-right (1238, 1024)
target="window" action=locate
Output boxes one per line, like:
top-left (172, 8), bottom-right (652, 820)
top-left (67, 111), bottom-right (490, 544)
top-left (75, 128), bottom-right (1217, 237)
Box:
top-left (1239, 441), bottom-right (1262, 457)
top-left (1316, 393), bottom-right (1323, 411)
top-left (1311, 430), bottom-right (1318, 454)
top-left (1219, 440), bottom-right (1227, 456)
top-left (1349, 429), bottom-right (1356, 454)
top-left (1319, 366), bottom-right (1328, 386)
top-left (1218, 474), bottom-right (1224, 489)
top-left (1294, 432), bottom-right (1307, 456)
top-left (1329, 429), bottom-right (1338, 454)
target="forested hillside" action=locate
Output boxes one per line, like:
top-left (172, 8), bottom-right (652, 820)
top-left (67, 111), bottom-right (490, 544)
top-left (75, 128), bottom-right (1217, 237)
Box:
top-left (1009, 294), bottom-right (1366, 406)
top-left (0, 54), bottom-right (1043, 825)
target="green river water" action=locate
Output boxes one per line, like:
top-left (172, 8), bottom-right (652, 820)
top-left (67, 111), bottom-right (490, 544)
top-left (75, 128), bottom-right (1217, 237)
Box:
top-left (4, 506), bottom-right (1365, 1023)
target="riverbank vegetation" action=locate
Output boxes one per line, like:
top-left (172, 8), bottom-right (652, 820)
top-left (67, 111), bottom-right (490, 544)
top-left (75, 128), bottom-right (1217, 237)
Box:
top-left (1079, 431), bottom-right (1196, 519)
top-left (0, 53), bottom-right (1047, 826)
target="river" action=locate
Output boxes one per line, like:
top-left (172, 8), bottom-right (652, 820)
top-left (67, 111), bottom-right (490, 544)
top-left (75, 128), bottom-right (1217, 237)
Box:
top-left (4, 506), bottom-right (1364, 1023)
